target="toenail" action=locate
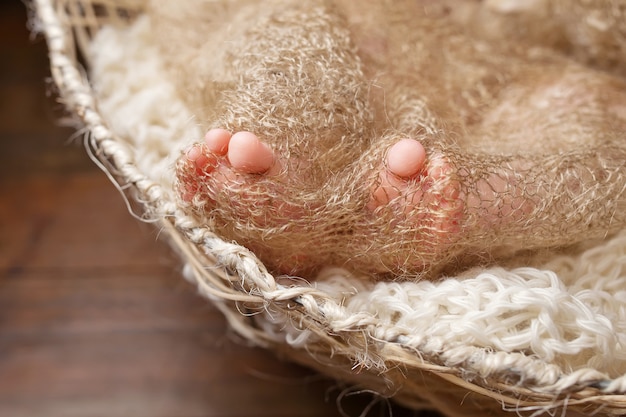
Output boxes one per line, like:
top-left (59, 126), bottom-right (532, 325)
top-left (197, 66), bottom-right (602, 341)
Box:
top-left (388, 139), bottom-right (426, 178)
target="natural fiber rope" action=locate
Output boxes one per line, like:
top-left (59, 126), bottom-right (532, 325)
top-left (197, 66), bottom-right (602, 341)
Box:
top-left (33, 1), bottom-right (626, 415)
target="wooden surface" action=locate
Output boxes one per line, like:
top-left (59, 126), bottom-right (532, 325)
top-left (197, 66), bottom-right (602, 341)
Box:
top-left (0, 2), bottom-right (441, 416)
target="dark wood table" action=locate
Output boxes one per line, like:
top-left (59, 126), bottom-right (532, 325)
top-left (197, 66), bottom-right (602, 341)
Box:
top-left (0, 1), bottom-right (442, 416)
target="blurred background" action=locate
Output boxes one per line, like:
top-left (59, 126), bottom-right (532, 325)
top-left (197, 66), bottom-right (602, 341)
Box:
top-left (0, 1), bottom-right (439, 416)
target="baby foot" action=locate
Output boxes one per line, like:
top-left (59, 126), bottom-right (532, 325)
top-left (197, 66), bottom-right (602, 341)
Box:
top-left (177, 128), bottom-right (313, 274)
top-left (367, 139), bottom-right (464, 263)
top-left (177, 128), bottom-right (282, 214)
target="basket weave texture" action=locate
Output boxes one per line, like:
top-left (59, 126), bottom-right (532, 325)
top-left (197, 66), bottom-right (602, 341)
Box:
top-left (33, 0), bottom-right (626, 415)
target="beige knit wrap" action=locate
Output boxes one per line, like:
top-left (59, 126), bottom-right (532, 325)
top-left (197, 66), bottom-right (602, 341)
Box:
top-left (157, 0), bottom-right (626, 279)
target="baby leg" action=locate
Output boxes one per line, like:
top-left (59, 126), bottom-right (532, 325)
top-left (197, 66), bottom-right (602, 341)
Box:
top-left (358, 64), bottom-right (626, 277)
top-left (175, 2), bottom-right (372, 275)
top-left (356, 136), bottom-right (626, 278)
top-left (215, 2), bottom-right (372, 168)
top-left (466, 65), bottom-right (626, 249)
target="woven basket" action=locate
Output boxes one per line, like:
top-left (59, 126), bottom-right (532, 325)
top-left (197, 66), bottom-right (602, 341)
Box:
top-left (33, 0), bottom-right (626, 415)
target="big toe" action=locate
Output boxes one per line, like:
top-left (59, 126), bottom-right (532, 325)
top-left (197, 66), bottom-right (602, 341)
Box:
top-left (387, 139), bottom-right (426, 179)
top-left (368, 139), bottom-right (427, 210)
top-left (227, 131), bottom-right (276, 174)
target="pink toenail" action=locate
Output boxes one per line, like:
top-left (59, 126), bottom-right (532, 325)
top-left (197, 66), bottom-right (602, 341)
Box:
top-left (228, 132), bottom-right (275, 174)
top-left (387, 139), bottom-right (426, 178)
